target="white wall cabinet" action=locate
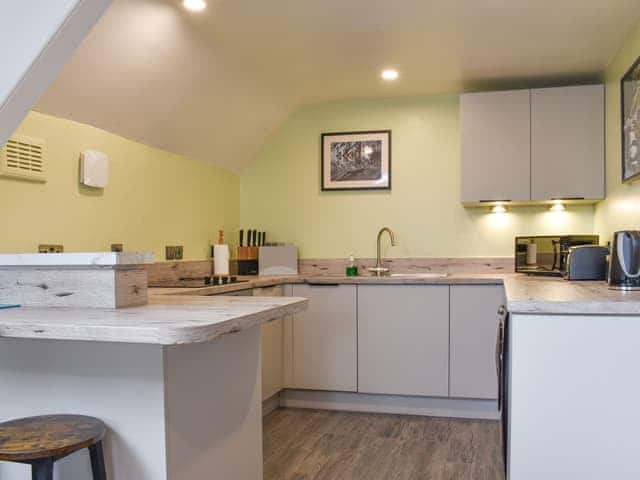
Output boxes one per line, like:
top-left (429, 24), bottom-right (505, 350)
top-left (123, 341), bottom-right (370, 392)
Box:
top-left (531, 85), bottom-right (604, 201)
top-left (460, 89), bottom-right (532, 203)
top-left (460, 85), bottom-right (604, 204)
top-left (286, 284), bottom-right (357, 392)
top-left (358, 285), bottom-right (450, 396)
top-left (449, 285), bottom-right (505, 399)
top-left (255, 285), bottom-right (284, 401)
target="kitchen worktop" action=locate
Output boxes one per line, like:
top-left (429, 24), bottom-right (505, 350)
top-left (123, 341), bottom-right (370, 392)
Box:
top-left (0, 293), bottom-right (307, 345)
top-left (2, 272), bottom-right (639, 346)
top-left (152, 273), bottom-right (640, 316)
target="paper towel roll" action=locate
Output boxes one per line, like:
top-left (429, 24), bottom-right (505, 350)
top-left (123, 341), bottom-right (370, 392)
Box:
top-left (526, 242), bottom-right (537, 265)
top-left (214, 244), bottom-right (230, 275)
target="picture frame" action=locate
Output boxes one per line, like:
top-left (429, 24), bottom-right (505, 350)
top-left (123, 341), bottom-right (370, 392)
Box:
top-left (321, 130), bottom-right (391, 191)
top-left (621, 55), bottom-right (640, 183)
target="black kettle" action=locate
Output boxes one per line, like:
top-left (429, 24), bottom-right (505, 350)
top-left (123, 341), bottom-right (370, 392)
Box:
top-left (609, 231), bottom-right (640, 290)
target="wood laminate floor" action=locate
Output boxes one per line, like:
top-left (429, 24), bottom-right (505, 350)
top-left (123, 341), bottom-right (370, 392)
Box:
top-left (263, 408), bottom-right (504, 480)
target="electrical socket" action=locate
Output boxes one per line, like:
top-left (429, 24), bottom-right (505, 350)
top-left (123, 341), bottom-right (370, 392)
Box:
top-left (165, 245), bottom-right (183, 260)
top-left (38, 244), bottom-right (64, 253)
top-left (111, 243), bottom-right (124, 253)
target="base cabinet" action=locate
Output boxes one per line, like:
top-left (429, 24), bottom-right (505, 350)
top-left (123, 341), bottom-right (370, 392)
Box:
top-left (286, 284), bottom-right (357, 392)
top-left (358, 285), bottom-right (449, 396)
top-left (255, 286), bottom-right (284, 401)
top-left (449, 285), bottom-right (505, 399)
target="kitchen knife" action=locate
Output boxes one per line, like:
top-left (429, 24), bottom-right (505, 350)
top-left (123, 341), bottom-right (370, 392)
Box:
top-left (262, 232), bottom-right (266, 246)
top-left (239, 229), bottom-right (244, 247)
top-left (253, 230), bottom-right (257, 247)
top-left (258, 232), bottom-right (262, 247)
top-left (250, 230), bottom-right (255, 247)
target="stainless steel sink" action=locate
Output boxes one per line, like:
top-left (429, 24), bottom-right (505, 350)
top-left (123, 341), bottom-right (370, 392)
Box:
top-left (389, 273), bottom-right (448, 279)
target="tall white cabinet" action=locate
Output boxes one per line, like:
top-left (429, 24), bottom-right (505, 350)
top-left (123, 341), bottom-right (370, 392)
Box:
top-left (460, 84), bottom-right (604, 204)
top-left (357, 285), bottom-right (450, 396)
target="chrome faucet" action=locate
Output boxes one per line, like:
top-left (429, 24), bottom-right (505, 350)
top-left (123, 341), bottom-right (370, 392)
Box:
top-left (368, 227), bottom-right (397, 276)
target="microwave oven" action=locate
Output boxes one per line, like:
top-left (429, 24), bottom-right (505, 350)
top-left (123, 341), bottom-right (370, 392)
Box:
top-left (515, 235), bottom-right (599, 276)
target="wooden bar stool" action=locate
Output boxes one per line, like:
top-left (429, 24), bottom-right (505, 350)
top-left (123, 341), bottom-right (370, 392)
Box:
top-left (0, 415), bottom-right (107, 480)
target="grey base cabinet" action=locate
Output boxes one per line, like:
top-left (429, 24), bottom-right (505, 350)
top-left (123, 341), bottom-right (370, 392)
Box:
top-left (358, 285), bottom-right (449, 396)
top-left (285, 284), bottom-right (357, 392)
top-left (255, 286), bottom-right (285, 401)
top-left (449, 285), bottom-right (505, 399)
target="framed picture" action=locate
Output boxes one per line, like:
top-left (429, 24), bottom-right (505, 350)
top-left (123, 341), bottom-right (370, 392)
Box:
top-left (321, 130), bottom-right (391, 191)
top-left (621, 56), bottom-right (640, 182)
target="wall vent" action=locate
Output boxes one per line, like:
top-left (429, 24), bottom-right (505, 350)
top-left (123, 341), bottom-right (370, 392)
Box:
top-left (0, 135), bottom-right (46, 182)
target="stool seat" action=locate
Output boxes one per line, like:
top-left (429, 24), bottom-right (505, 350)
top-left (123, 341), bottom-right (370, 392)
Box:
top-left (0, 415), bottom-right (106, 462)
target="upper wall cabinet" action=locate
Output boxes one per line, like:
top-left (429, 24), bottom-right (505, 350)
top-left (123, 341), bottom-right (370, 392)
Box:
top-left (460, 85), bottom-right (604, 205)
top-left (531, 85), bottom-right (604, 201)
top-left (460, 90), bottom-right (532, 203)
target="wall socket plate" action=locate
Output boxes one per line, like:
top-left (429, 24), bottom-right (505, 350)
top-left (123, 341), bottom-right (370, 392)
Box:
top-left (111, 243), bottom-right (124, 253)
top-left (38, 244), bottom-right (63, 253)
top-left (165, 246), bottom-right (183, 260)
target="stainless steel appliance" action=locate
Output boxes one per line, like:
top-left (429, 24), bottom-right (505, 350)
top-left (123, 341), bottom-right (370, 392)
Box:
top-left (496, 304), bottom-right (509, 474)
top-left (608, 231), bottom-right (640, 290)
top-left (565, 245), bottom-right (609, 281)
top-left (515, 235), bottom-right (599, 276)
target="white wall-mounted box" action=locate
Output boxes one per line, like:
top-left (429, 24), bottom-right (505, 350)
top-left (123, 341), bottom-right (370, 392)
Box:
top-left (80, 149), bottom-right (109, 188)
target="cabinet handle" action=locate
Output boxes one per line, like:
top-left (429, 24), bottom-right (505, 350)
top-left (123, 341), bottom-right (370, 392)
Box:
top-left (306, 282), bottom-right (340, 287)
top-left (497, 305), bottom-right (506, 316)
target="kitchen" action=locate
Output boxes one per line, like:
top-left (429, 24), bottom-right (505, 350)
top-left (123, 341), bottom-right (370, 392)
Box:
top-left (1, 1), bottom-right (640, 479)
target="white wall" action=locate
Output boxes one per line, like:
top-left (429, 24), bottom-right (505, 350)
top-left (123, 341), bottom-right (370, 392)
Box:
top-left (0, 0), bottom-right (112, 146)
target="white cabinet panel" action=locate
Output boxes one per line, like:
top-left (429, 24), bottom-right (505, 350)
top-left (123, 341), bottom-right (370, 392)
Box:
top-left (289, 284), bottom-right (357, 391)
top-left (255, 285), bottom-right (284, 401)
top-left (450, 285), bottom-right (505, 399)
top-left (531, 85), bottom-right (604, 201)
top-left (358, 285), bottom-right (449, 396)
top-left (461, 90), bottom-right (531, 203)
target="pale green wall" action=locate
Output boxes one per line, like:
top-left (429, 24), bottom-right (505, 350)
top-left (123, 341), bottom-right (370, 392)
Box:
top-left (594, 21), bottom-right (640, 242)
top-left (241, 95), bottom-right (595, 259)
top-left (1, 111), bottom-right (239, 260)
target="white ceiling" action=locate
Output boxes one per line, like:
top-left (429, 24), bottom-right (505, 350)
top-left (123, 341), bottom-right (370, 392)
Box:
top-left (36, 0), bottom-right (640, 172)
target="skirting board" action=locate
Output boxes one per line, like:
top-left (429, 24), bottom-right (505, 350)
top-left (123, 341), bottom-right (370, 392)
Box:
top-left (279, 389), bottom-right (499, 420)
top-left (262, 393), bottom-right (281, 417)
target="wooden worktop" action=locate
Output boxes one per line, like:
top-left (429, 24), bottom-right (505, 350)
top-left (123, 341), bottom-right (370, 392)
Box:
top-left (153, 273), bottom-right (640, 316)
top-left (0, 294), bottom-right (307, 345)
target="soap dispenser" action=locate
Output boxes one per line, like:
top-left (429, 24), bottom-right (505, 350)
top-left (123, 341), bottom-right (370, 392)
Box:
top-left (345, 254), bottom-right (358, 277)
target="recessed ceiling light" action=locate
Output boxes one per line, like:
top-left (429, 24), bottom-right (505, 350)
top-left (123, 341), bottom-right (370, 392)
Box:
top-left (183, 0), bottom-right (207, 12)
top-left (381, 69), bottom-right (399, 81)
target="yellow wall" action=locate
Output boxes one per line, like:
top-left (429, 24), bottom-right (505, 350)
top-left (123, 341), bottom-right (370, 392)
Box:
top-left (594, 21), bottom-right (640, 242)
top-left (241, 95), bottom-right (595, 259)
top-left (0, 111), bottom-right (239, 260)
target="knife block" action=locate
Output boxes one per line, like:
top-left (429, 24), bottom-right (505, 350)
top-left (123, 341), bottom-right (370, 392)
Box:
top-left (237, 246), bottom-right (259, 275)
top-left (237, 246), bottom-right (258, 260)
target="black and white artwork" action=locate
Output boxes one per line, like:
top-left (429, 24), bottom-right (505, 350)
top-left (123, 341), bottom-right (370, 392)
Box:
top-left (622, 56), bottom-right (640, 183)
top-left (321, 131), bottom-right (391, 190)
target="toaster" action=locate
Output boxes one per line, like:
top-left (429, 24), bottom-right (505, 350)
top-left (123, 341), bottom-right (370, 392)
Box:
top-left (565, 245), bottom-right (609, 281)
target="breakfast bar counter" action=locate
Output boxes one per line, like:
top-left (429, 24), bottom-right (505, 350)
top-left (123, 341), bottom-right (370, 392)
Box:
top-left (0, 294), bottom-right (307, 480)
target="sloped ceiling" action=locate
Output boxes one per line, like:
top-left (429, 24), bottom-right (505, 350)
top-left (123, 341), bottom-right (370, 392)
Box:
top-left (36, 0), bottom-right (640, 172)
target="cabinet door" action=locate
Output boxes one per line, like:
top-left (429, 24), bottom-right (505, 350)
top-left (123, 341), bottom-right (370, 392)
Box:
top-left (358, 285), bottom-right (449, 396)
top-left (460, 90), bottom-right (531, 203)
top-left (531, 85), bottom-right (604, 201)
top-left (289, 284), bottom-right (357, 391)
top-left (255, 286), bottom-right (284, 401)
top-left (450, 285), bottom-right (505, 399)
